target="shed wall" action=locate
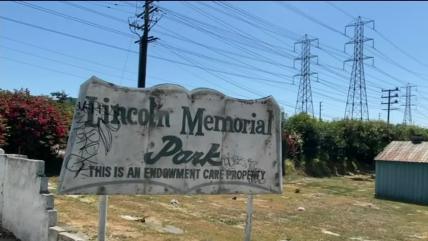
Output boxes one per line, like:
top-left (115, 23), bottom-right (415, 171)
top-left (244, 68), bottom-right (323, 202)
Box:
top-left (375, 161), bottom-right (428, 205)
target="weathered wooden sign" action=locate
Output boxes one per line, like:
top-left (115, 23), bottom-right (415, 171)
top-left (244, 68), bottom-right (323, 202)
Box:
top-left (57, 76), bottom-right (282, 195)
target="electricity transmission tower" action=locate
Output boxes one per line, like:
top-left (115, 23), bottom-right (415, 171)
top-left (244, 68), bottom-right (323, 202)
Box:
top-left (293, 34), bottom-right (319, 117)
top-left (128, 0), bottom-right (163, 88)
top-left (343, 16), bottom-right (374, 121)
top-left (401, 84), bottom-right (416, 125)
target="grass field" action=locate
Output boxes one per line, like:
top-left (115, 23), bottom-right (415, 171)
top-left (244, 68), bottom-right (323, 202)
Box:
top-left (49, 174), bottom-right (428, 241)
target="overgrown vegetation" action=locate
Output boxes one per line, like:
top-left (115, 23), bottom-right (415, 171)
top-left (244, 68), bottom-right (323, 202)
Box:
top-left (282, 113), bottom-right (428, 176)
top-left (0, 89), bottom-right (426, 177)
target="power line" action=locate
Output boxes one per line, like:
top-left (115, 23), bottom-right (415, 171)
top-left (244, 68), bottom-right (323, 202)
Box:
top-left (119, 37), bottom-right (134, 85)
top-left (166, 1), bottom-right (428, 92)
top-left (0, 35), bottom-right (137, 75)
top-left (16, 0), bottom-right (323, 88)
top-left (83, 1), bottom-right (135, 14)
top-left (1, 32), bottom-right (346, 115)
top-left (0, 13), bottom-right (390, 117)
top-left (276, 2), bottom-right (348, 37)
top-left (0, 55), bottom-right (249, 99)
top-left (0, 45), bottom-right (138, 82)
top-left (51, 0), bottom-right (422, 93)
top-left (156, 41), bottom-right (383, 103)
top-left (1, 56), bottom-right (90, 79)
top-left (0, 6), bottom-right (362, 88)
top-left (324, 1), bottom-right (354, 19)
top-left (155, 4), bottom-right (404, 94)
top-left (272, 1), bottom-right (428, 91)
top-left (2, 36), bottom-right (331, 117)
top-left (13, 1), bottom-right (135, 38)
top-left (5, 2), bottom-right (427, 122)
top-left (155, 13), bottom-right (384, 98)
top-left (0, 31), bottom-right (297, 85)
top-left (59, 1), bottom-right (129, 23)
top-left (325, 1), bottom-right (428, 72)
top-left (157, 12), bottom-right (408, 98)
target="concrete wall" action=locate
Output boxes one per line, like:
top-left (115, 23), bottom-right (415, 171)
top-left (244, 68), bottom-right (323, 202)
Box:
top-left (0, 149), bottom-right (57, 241)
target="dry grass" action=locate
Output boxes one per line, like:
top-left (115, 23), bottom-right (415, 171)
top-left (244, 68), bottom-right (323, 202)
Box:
top-left (49, 175), bottom-right (428, 241)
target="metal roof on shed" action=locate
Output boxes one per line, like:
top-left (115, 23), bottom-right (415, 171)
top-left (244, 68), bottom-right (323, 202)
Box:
top-left (374, 141), bottom-right (428, 163)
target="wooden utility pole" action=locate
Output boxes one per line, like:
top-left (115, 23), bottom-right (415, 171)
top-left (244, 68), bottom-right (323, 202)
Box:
top-left (381, 87), bottom-right (399, 124)
top-left (138, 1), bottom-right (150, 88)
top-left (129, 0), bottom-right (161, 88)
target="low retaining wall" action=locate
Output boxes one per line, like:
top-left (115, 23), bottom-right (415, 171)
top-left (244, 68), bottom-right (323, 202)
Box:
top-left (0, 149), bottom-right (57, 241)
top-left (49, 226), bottom-right (85, 241)
top-left (0, 149), bottom-right (86, 241)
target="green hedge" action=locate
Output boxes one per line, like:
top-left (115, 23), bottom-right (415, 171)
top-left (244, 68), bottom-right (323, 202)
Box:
top-left (282, 113), bottom-right (428, 176)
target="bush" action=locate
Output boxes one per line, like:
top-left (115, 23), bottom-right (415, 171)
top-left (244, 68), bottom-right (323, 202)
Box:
top-left (0, 88), bottom-right (70, 162)
top-left (282, 112), bottom-right (428, 177)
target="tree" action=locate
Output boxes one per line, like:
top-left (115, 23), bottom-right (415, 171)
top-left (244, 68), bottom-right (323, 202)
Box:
top-left (50, 90), bottom-right (69, 102)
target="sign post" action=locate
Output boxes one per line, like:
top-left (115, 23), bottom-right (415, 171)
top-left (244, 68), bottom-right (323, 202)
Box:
top-left (98, 195), bottom-right (108, 241)
top-left (244, 195), bottom-right (254, 241)
top-left (58, 76), bottom-right (283, 240)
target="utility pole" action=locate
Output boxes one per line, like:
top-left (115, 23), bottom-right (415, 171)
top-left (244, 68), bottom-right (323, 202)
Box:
top-left (293, 34), bottom-right (319, 117)
top-left (381, 87), bottom-right (399, 124)
top-left (319, 101), bottom-right (323, 121)
top-left (343, 16), bottom-right (374, 121)
top-left (401, 83), bottom-right (416, 125)
top-left (129, 1), bottom-right (162, 88)
top-left (378, 112), bottom-right (381, 121)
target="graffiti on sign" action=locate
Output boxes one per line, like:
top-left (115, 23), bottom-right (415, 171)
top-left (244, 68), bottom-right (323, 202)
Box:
top-left (57, 76), bottom-right (282, 195)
